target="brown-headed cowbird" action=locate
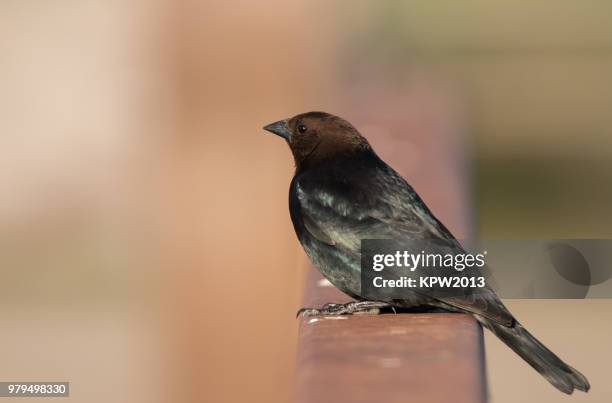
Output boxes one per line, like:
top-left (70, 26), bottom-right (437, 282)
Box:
top-left (264, 111), bottom-right (589, 394)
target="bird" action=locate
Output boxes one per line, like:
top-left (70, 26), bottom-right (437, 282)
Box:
top-left (264, 111), bottom-right (590, 394)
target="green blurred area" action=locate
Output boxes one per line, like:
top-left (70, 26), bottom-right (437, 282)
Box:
top-left (476, 156), bottom-right (612, 237)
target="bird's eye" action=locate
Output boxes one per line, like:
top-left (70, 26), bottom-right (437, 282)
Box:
top-left (297, 124), bottom-right (307, 134)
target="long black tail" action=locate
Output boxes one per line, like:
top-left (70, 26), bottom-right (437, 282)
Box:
top-left (478, 317), bottom-right (590, 394)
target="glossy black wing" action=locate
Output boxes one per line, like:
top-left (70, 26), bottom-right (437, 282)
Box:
top-left (292, 158), bottom-right (514, 327)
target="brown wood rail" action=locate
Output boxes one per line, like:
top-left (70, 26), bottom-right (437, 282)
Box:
top-left (294, 112), bottom-right (486, 403)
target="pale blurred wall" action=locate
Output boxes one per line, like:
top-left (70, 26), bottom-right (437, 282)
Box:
top-left (0, 1), bottom-right (172, 402)
top-left (1, 0), bottom-right (336, 402)
top-left (157, 2), bottom-right (336, 402)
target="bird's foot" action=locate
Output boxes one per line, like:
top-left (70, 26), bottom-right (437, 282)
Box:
top-left (297, 301), bottom-right (391, 318)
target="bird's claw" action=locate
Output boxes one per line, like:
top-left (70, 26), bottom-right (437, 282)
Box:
top-left (296, 301), bottom-right (391, 318)
top-left (296, 307), bottom-right (322, 318)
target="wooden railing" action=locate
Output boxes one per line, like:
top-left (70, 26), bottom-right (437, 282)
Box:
top-left (296, 268), bottom-right (487, 403)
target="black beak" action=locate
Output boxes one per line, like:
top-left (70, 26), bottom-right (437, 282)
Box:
top-left (263, 119), bottom-right (291, 141)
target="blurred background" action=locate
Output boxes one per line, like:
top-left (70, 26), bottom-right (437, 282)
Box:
top-left (1, 1), bottom-right (611, 402)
